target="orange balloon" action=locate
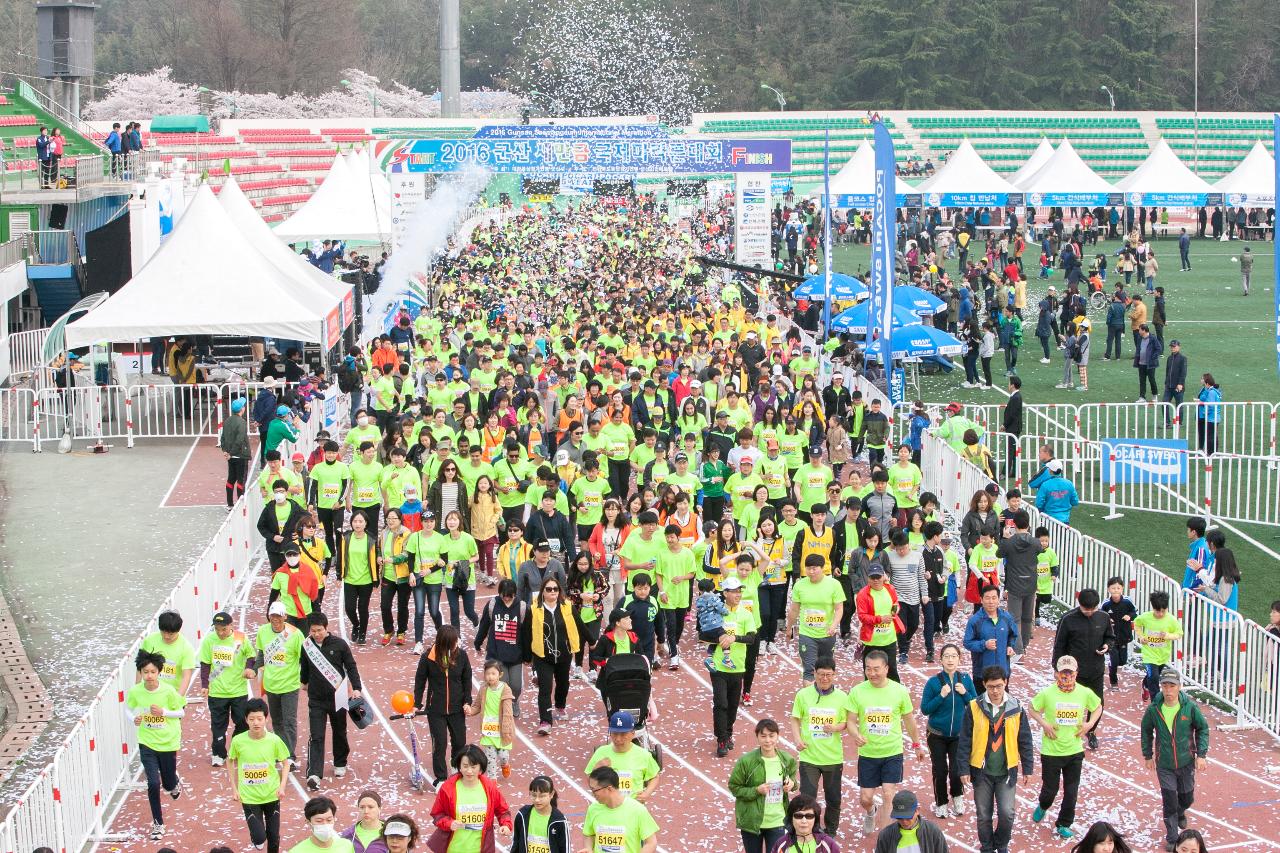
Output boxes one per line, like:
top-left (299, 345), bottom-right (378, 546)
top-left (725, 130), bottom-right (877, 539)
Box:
top-left (390, 690), bottom-right (414, 715)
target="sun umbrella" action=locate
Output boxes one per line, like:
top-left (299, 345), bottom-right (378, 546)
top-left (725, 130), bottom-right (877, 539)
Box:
top-left (893, 284), bottom-right (947, 317)
top-left (864, 324), bottom-right (966, 361)
top-left (793, 273), bottom-right (868, 302)
top-left (829, 302), bottom-right (921, 335)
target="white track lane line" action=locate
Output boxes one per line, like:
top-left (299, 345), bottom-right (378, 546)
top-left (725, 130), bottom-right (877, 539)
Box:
top-left (158, 434), bottom-right (204, 508)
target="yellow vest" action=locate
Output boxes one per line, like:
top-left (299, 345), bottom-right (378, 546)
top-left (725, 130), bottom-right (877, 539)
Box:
top-left (800, 526), bottom-right (835, 575)
top-left (967, 698), bottom-right (1022, 770)
top-left (530, 602), bottom-right (581, 658)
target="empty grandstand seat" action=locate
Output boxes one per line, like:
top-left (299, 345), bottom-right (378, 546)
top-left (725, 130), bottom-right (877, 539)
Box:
top-left (0, 114), bottom-right (39, 127)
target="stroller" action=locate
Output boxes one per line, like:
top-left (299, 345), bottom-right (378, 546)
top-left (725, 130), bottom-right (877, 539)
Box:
top-left (596, 652), bottom-right (662, 768)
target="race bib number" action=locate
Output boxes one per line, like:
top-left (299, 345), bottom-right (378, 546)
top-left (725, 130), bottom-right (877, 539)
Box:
top-left (355, 485), bottom-right (377, 504)
top-left (1146, 635), bottom-right (1166, 647)
top-left (322, 482), bottom-right (341, 501)
top-left (1055, 702), bottom-right (1082, 727)
top-left (765, 781), bottom-right (784, 804)
top-left (980, 556), bottom-right (999, 572)
top-left (803, 608), bottom-right (827, 629)
top-left (896, 478), bottom-right (914, 493)
top-left (741, 599), bottom-right (755, 614)
top-left (482, 715), bottom-right (501, 739)
top-left (808, 707), bottom-right (837, 739)
top-left (865, 707), bottom-right (894, 737)
top-left (241, 762), bottom-right (272, 785)
top-left (610, 440), bottom-right (627, 456)
top-left (528, 835), bottom-right (551, 853)
top-left (457, 807), bottom-right (486, 831)
top-left (211, 648), bottom-right (234, 665)
top-left (583, 492), bottom-right (603, 510)
top-left (140, 713), bottom-right (167, 730)
top-left (616, 770), bottom-right (634, 793)
top-left (765, 471), bottom-right (784, 487)
top-left (595, 824), bottom-right (627, 853)
top-left (873, 622), bottom-right (895, 641)
top-left (160, 662), bottom-right (178, 681)
top-left (269, 651), bottom-right (287, 666)
top-left (807, 473), bottom-right (825, 490)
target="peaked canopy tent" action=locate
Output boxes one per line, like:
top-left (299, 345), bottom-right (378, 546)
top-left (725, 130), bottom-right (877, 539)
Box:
top-left (1114, 138), bottom-right (1215, 207)
top-left (1014, 138), bottom-right (1118, 206)
top-left (219, 177), bottom-right (352, 346)
top-left (1213, 140), bottom-right (1277, 206)
top-left (273, 153), bottom-right (392, 244)
top-left (914, 139), bottom-right (1018, 206)
top-left (1009, 138), bottom-right (1056, 187)
top-left (65, 186), bottom-right (332, 348)
top-left (822, 141), bottom-right (917, 207)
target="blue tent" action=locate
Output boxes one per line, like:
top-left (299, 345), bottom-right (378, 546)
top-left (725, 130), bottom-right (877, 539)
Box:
top-left (893, 284), bottom-right (947, 317)
top-left (864, 324), bottom-right (966, 361)
top-left (829, 302), bottom-right (920, 335)
top-left (793, 273), bottom-right (868, 301)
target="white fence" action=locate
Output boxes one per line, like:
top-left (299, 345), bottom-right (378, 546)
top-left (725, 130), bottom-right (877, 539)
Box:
top-left (922, 432), bottom-right (1280, 743)
top-left (0, 397), bottom-right (338, 853)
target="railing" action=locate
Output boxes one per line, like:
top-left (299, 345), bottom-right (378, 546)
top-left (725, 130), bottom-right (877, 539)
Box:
top-left (26, 230), bottom-right (75, 265)
top-left (0, 236), bottom-right (27, 269)
top-left (14, 80), bottom-right (104, 150)
top-left (921, 431), bottom-right (1280, 743)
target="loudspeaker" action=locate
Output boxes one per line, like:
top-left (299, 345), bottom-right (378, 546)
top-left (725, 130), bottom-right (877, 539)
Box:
top-left (48, 203), bottom-right (68, 229)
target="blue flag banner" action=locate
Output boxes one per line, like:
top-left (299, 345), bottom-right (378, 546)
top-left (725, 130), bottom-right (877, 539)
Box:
top-left (871, 121), bottom-right (898, 401)
top-left (1275, 115), bottom-right (1279, 379)
top-left (822, 127), bottom-right (833, 338)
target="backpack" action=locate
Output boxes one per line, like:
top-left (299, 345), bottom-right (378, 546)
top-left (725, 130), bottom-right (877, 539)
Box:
top-left (337, 365), bottom-right (361, 394)
top-left (1065, 337), bottom-right (1080, 362)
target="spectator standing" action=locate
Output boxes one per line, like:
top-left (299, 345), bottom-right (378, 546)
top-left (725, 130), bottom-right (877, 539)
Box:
top-left (1238, 246), bottom-right (1253, 295)
top-left (1033, 460), bottom-right (1078, 525)
top-left (49, 128), bottom-right (64, 182)
top-left (1133, 325), bottom-right (1164, 403)
top-left (1195, 374), bottom-right (1222, 456)
top-left (1177, 228), bottom-right (1191, 271)
top-left (104, 122), bottom-right (124, 176)
top-left (35, 126), bottom-right (52, 187)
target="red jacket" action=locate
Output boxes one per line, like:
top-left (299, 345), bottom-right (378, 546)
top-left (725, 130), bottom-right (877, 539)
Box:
top-left (427, 774), bottom-right (513, 853)
top-left (586, 523), bottom-right (632, 570)
top-left (855, 582), bottom-right (906, 643)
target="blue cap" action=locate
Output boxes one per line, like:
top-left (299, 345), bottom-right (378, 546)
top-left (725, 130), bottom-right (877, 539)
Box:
top-left (608, 711), bottom-right (635, 733)
top-left (230, 398), bottom-right (246, 414)
top-left (276, 405), bottom-right (291, 417)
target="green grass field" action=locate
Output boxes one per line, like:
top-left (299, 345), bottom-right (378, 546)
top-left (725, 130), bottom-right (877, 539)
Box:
top-left (827, 234), bottom-right (1280, 622)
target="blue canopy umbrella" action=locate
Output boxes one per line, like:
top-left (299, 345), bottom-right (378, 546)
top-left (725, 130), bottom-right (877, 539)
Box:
top-left (793, 273), bottom-right (868, 302)
top-left (829, 302), bottom-right (920, 335)
top-left (864, 324), bottom-right (966, 362)
top-left (893, 284), bottom-right (947, 317)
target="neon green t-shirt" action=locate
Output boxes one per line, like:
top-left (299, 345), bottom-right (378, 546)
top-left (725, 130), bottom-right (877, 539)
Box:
top-left (795, 463), bottom-right (832, 510)
top-left (585, 743), bottom-right (660, 798)
top-left (140, 631), bottom-right (197, 689)
top-left (449, 781), bottom-right (489, 852)
top-left (414, 529), bottom-right (447, 584)
top-left (255, 623), bottom-right (303, 695)
top-left (1135, 611), bottom-right (1183, 666)
top-left (344, 532), bottom-right (375, 585)
top-left (348, 458), bottom-right (385, 506)
top-left (228, 730), bottom-right (288, 804)
top-left (583, 796), bottom-right (659, 853)
top-left (792, 576), bottom-right (844, 638)
top-left (619, 532), bottom-right (665, 588)
top-left (846, 679), bottom-right (913, 759)
top-left (865, 586), bottom-right (898, 647)
top-left (791, 684), bottom-right (849, 766)
top-left (126, 681), bottom-right (186, 752)
top-left (887, 462), bottom-right (923, 508)
top-left (1036, 547), bottom-right (1060, 595)
top-left (571, 475), bottom-right (612, 526)
top-left (656, 547), bottom-right (695, 610)
top-left (761, 754), bottom-right (787, 829)
top-left (1031, 684), bottom-right (1100, 757)
top-left (199, 630), bottom-right (254, 699)
top-left (713, 604), bottom-right (760, 673)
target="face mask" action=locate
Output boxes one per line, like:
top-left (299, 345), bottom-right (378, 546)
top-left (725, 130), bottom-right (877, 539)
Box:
top-left (311, 824), bottom-right (335, 843)
top-left (286, 555), bottom-right (300, 566)
top-left (274, 493), bottom-right (288, 504)
top-left (357, 416), bottom-right (369, 427)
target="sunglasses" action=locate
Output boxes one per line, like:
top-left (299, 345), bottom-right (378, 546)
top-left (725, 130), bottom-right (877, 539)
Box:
top-left (543, 586), bottom-right (561, 592)
top-left (793, 813), bottom-right (817, 820)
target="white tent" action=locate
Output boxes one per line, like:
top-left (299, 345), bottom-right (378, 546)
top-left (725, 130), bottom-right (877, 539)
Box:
top-left (1213, 140), bottom-right (1276, 205)
top-left (218, 178), bottom-right (351, 311)
top-left (1009, 138), bottom-right (1056, 187)
top-left (915, 139), bottom-right (1018, 195)
top-left (273, 153), bottom-right (392, 243)
top-left (1114, 138), bottom-right (1214, 195)
top-left (827, 141), bottom-right (917, 197)
top-left (65, 185), bottom-right (329, 347)
top-left (1016, 138), bottom-right (1115, 195)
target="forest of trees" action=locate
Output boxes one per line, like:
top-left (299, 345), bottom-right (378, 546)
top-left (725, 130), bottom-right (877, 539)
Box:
top-left (1, 0), bottom-right (1278, 117)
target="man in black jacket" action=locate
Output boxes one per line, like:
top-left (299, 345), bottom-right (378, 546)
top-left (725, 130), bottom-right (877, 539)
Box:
top-left (1161, 340), bottom-right (1187, 428)
top-left (257, 479), bottom-right (310, 571)
top-left (1003, 377), bottom-right (1024, 480)
top-left (1051, 588), bottom-right (1114, 751)
top-left (525, 494), bottom-right (576, 565)
top-left (300, 612), bottom-right (362, 790)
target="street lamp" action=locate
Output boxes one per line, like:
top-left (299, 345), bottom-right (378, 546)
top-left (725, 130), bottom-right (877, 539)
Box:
top-left (760, 83), bottom-right (787, 112)
top-left (341, 79), bottom-right (379, 117)
top-left (1099, 85), bottom-right (1115, 111)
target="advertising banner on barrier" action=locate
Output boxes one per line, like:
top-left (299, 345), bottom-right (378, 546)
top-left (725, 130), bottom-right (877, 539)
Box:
top-left (870, 121), bottom-right (897, 361)
top-left (1101, 437), bottom-right (1188, 483)
top-left (376, 137), bottom-right (792, 176)
top-left (734, 173), bottom-right (772, 269)
top-left (1275, 114), bottom-right (1279, 380)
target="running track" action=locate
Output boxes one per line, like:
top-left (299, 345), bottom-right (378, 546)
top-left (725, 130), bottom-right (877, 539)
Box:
top-left (98, 554), bottom-right (1280, 852)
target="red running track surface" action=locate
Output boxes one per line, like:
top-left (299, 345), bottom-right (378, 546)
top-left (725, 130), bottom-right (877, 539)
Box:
top-left (99, 560), bottom-right (1280, 853)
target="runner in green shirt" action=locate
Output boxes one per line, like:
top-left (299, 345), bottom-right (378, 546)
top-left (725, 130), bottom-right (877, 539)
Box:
top-left (793, 449), bottom-right (833, 517)
top-left (286, 797), bottom-right (357, 853)
top-left (141, 610), bottom-right (197, 695)
top-left (583, 767), bottom-right (660, 853)
top-left (199, 611), bottom-right (256, 765)
top-left (227, 698), bottom-right (289, 853)
top-left (1028, 656), bottom-right (1102, 837)
top-left (347, 442), bottom-right (385, 532)
top-left (1134, 592), bottom-right (1184, 698)
top-left (570, 461), bottom-right (612, 538)
top-left (344, 411), bottom-right (382, 454)
top-left (786, 556), bottom-right (845, 683)
top-left (619, 513), bottom-right (664, 593)
top-left (887, 444), bottom-right (923, 510)
top-left (126, 650), bottom-right (187, 839)
top-left (254, 604), bottom-right (303, 761)
top-left (710, 577), bottom-right (760, 756)
top-left (846, 649), bottom-right (925, 834)
top-left (585, 711), bottom-right (662, 801)
top-left (308, 443), bottom-right (350, 556)
top-left (494, 442), bottom-right (535, 524)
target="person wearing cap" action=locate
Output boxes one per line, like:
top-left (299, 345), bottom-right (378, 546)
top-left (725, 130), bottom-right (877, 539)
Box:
top-left (255, 602), bottom-right (303, 765)
top-left (933, 403), bottom-right (985, 455)
top-left (517, 540), bottom-right (568, 609)
top-left (258, 449), bottom-right (304, 504)
top-left (665, 450), bottom-right (701, 501)
top-left (1140, 668), bottom-right (1209, 851)
top-left (1027, 654), bottom-right (1103, 840)
top-left (702, 573), bottom-right (759, 757)
top-left (1032, 459), bottom-right (1078, 526)
top-left (199, 611), bottom-right (256, 767)
top-left (585, 711), bottom-right (662, 802)
top-left (792, 446), bottom-right (832, 525)
top-left (855, 558), bottom-right (908, 682)
top-left (1161, 338), bottom-right (1187, 428)
top-left (957, 665), bottom-right (1035, 853)
top-left (376, 814), bottom-right (419, 853)
top-left (219, 397), bottom-right (252, 507)
top-left (582, 765), bottom-right (659, 853)
top-left (262, 403), bottom-right (302, 462)
top-left (308, 441), bottom-right (350, 559)
top-left (872, 789), bottom-right (948, 853)
top-left (848, 649), bottom-right (926, 834)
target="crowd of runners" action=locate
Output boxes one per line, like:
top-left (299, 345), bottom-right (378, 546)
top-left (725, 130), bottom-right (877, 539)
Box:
top-left (109, 196), bottom-right (1280, 853)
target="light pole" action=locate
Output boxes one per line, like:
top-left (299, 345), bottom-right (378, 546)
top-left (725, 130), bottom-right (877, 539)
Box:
top-left (341, 80), bottom-right (379, 117)
top-left (1192, 0), bottom-right (1200, 170)
top-left (760, 83), bottom-right (787, 111)
top-left (1099, 85), bottom-right (1115, 111)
